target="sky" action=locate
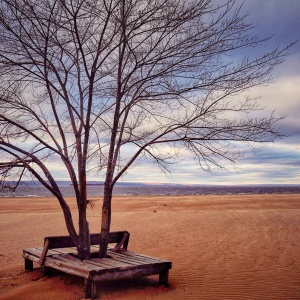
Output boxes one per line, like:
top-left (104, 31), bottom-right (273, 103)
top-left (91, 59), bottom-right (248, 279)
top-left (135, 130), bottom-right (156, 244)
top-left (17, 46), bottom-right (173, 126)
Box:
top-left (6, 0), bottom-right (298, 186)
top-left (123, 0), bottom-right (300, 185)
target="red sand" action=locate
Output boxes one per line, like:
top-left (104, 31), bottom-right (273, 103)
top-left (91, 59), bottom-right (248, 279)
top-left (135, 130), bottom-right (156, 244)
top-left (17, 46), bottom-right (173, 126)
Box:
top-left (1, 194), bottom-right (300, 299)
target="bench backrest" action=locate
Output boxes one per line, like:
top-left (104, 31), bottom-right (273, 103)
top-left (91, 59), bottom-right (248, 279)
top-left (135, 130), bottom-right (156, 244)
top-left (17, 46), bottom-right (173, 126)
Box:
top-left (39, 231), bottom-right (130, 266)
top-left (43, 231), bottom-right (130, 249)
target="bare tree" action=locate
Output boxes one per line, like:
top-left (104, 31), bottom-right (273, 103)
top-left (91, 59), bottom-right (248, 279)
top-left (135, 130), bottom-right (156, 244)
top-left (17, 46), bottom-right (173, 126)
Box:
top-left (0, 0), bottom-right (290, 258)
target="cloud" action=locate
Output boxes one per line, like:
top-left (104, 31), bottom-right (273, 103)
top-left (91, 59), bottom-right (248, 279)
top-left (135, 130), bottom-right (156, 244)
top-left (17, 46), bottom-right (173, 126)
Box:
top-left (119, 1), bottom-right (300, 185)
top-left (18, 1), bottom-right (300, 186)
top-left (249, 76), bottom-right (300, 110)
top-left (241, 0), bottom-right (300, 50)
top-left (243, 75), bottom-right (300, 147)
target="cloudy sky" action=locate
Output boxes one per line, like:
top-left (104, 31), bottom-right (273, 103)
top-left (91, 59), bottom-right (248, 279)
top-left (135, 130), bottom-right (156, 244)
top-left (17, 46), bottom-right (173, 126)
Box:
top-left (124, 0), bottom-right (300, 185)
top-left (7, 0), bottom-right (298, 186)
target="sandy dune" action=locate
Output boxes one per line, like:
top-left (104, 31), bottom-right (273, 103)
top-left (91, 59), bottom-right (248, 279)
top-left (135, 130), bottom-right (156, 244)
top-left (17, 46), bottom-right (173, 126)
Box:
top-left (0, 194), bottom-right (300, 299)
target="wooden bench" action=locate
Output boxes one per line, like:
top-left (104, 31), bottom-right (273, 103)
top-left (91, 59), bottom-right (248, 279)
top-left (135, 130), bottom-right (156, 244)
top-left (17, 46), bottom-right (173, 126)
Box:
top-left (23, 231), bottom-right (172, 299)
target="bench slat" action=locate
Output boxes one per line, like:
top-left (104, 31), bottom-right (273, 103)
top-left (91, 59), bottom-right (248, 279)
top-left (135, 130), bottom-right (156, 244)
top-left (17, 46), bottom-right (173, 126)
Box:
top-left (120, 249), bottom-right (170, 263)
top-left (86, 258), bottom-right (129, 269)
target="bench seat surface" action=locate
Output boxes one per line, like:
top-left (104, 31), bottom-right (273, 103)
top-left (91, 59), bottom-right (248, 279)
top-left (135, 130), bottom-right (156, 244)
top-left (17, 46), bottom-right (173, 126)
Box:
top-left (23, 245), bottom-right (172, 280)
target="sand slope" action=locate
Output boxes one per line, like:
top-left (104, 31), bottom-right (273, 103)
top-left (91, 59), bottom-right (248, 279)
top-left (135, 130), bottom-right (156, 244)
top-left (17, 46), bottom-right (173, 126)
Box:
top-left (0, 194), bottom-right (300, 299)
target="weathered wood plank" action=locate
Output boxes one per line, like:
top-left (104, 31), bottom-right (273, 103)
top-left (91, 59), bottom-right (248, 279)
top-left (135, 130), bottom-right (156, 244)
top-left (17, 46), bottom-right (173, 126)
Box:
top-left (23, 248), bottom-right (43, 260)
top-left (41, 231), bottom-right (129, 249)
top-left (44, 257), bottom-right (91, 278)
top-left (107, 250), bottom-right (163, 265)
top-left (113, 231), bottom-right (130, 251)
top-left (50, 247), bottom-right (78, 255)
top-left (36, 247), bottom-right (61, 256)
top-left (119, 249), bottom-right (170, 263)
top-left (24, 248), bottom-right (93, 277)
top-left (90, 246), bottom-right (101, 254)
top-left (91, 263), bottom-right (170, 281)
top-left (50, 255), bottom-right (99, 271)
top-left (106, 252), bottom-right (143, 266)
top-left (50, 255), bottom-right (98, 273)
top-left (82, 259), bottom-right (117, 270)
top-left (53, 253), bottom-right (80, 262)
top-left (91, 245), bottom-right (114, 252)
top-left (36, 246), bottom-right (78, 255)
top-left (82, 256), bottom-right (129, 270)
top-left (112, 253), bottom-right (159, 264)
top-left (39, 238), bottom-right (50, 266)
top-left (90, 258), bottom-right (131, 268)
top-left (90, 245), bottom-right (99, 251)
top-left (23, 252), bottom-right (40, 264)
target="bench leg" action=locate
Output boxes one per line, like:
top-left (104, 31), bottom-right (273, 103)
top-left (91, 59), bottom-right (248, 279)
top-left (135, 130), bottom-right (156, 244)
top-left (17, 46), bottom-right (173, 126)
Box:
top-left (25, 259), bottom-right (33, 271)
top-left (84, 278), bottom-right (96, 299)
top-left (159, 270), bottom-right (169, 287)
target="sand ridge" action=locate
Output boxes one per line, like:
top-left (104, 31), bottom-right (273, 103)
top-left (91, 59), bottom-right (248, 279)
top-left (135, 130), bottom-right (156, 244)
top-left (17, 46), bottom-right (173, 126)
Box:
top-left (0, 194), bottom-right (300, 299)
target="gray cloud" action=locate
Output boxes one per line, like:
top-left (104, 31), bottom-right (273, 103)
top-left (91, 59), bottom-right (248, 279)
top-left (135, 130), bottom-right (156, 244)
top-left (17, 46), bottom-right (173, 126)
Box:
top-left (159, 1), bottom-right (300, 185)
top-left (28, 1), bottom-right (300, 186)
top-left (241, 0), bottom-right (300, 47)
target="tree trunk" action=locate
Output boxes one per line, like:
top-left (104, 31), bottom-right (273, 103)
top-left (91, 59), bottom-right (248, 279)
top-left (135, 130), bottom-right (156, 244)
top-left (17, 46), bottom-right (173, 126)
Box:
top-left (99, 185), bottom-right (112, 258)
top-left (56, 194), bottom-right (80, 254)
top-left (77, 172), bottom-right (91, 260)
top-left (78, 212), bottom-right (91, 260)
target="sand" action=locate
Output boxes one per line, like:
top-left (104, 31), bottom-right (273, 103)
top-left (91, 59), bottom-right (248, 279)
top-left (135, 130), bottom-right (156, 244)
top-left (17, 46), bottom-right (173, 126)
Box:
top-left (0, 193), bottom-right (300, 299)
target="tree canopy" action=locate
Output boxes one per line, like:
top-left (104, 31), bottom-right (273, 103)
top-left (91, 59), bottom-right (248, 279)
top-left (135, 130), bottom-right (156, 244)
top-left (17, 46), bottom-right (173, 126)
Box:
top-left (0, 0), bottom-right (289, 258)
